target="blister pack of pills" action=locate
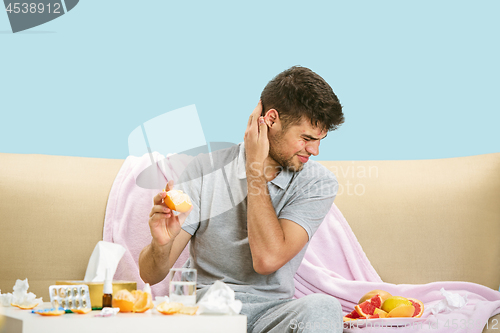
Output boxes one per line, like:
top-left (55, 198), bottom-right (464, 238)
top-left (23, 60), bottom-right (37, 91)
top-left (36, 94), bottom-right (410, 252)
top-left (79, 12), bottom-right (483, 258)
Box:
top-left (49, 285), bottom-right (91, 311)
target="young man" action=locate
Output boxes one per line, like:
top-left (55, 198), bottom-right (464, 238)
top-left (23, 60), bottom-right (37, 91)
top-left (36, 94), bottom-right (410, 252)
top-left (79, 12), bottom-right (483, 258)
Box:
top-left (139, 66), bottom-right (345, 332)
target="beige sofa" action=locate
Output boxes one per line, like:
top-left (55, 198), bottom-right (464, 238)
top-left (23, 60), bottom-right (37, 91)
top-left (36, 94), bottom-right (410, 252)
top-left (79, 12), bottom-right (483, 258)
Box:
top-left (1, 152), bottom-right (499, 331)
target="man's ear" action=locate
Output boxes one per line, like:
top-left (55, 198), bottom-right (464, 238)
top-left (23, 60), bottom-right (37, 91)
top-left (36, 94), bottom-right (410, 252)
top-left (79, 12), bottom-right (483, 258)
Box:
top-left (264, 109), bottom-right (280, 129)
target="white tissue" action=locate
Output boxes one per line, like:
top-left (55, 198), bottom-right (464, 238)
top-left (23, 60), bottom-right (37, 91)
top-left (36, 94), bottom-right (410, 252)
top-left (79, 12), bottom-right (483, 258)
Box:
top-left (0, 279), bottom-right (42, 306)
top-left (84, 241), bottom-right (126, 282)
top-left (430, 288), bottom-right (468, 315)
top-left (0, 291), bottom-right (13, 306)
top-left (196, 281), bottom-right (242, 315)
top-left (154, 296), bottom-right (170, 307)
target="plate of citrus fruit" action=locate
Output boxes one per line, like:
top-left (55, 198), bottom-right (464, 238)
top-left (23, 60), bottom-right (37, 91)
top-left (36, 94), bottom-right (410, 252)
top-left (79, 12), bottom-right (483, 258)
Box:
top-left (343, 290), bottom-right (424, 326)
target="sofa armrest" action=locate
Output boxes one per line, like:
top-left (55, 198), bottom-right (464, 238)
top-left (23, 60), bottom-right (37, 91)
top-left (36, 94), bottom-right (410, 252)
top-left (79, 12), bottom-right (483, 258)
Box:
top-left (483, 313), bottom-right (500, 333)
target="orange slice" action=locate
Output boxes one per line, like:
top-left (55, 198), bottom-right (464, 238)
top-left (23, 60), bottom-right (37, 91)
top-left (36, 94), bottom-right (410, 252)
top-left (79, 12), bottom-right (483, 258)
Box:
top-left (178, 306), bottom-right (198, 315)
top-left (156, 302), bottom-right (184, 315)
top-left (156, 302), bottom-right (197, 315)
top-left (71, 307), bottom-right (92, 314)
top-left (35, 309), bottom-right (65, 316)
top-left (374, 308), bottom-right (388, 318)
top-left (387, 305), bottom-right (415, 318)
top-left (163, 190), bottom-right (192, 213)
top-left (11, 303), bottom-right (39, 310)
top-left (132, 290), bottom-right (154, 313)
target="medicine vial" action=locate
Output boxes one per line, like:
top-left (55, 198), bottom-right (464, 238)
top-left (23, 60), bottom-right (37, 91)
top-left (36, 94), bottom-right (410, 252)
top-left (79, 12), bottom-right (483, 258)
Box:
top-left (102, 270), bottom-right (113, 308)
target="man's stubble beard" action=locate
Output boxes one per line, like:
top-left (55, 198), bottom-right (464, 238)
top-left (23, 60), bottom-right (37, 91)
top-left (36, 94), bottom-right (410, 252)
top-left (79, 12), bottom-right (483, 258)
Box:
top-left (268, 130), bottom-right (303, 173)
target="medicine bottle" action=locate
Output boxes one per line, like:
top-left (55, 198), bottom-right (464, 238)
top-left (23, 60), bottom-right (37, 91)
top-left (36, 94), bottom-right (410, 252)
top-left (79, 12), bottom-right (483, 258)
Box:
top-left (102, 271), bottom-right (113, 308)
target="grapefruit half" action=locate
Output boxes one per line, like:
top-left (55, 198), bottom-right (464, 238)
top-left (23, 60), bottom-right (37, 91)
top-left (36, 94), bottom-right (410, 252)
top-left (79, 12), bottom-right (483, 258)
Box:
top-left (355, 295), bottom-right (383, 317)
top-left (407, 298), bottom-right (424, 318)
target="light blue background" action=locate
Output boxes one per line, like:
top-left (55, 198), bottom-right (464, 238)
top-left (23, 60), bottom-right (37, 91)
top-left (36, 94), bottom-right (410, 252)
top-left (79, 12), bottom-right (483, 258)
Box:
top-left (1, 0), bottom-right (499, 161)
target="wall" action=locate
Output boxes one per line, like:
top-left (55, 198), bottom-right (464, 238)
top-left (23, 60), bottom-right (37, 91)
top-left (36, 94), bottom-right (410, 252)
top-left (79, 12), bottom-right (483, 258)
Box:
top-left (1, 1), bottom-right (499, 161)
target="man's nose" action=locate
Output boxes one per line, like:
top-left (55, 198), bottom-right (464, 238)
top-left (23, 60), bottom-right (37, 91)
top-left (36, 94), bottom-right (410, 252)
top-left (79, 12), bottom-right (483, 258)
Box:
top-left (305, 141), bottom-right (320, 156)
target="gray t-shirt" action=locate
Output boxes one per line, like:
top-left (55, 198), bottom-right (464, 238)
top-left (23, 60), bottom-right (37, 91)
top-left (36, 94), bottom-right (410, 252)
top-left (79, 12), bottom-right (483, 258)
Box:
top-left (177, 142), bottom-right (338, 299)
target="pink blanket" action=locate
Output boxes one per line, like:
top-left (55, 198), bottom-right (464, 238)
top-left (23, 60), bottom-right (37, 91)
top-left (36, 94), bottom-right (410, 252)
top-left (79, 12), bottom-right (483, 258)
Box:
top-left (105, 154), bottom-right (500, 332)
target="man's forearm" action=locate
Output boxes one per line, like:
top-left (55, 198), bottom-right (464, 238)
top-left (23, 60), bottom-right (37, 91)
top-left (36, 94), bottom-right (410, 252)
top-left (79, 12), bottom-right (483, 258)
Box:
top-left (138, 241), bottom-right (173, 285)
top-left (246, 174), bottom-right (286, 275)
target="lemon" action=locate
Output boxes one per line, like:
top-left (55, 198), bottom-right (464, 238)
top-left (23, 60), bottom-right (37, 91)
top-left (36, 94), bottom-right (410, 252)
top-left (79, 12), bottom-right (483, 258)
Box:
top-left (381, 296), bottom-right (413, 313)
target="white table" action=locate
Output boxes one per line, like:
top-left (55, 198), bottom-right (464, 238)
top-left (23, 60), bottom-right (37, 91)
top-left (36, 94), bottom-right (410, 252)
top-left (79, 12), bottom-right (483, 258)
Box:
top-left (0, 303), bottom-right (247, 333)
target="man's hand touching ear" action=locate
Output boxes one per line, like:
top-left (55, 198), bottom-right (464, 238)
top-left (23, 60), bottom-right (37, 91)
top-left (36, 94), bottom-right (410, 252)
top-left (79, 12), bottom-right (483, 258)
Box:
top-left (244, 101), bottom-right (269, 179)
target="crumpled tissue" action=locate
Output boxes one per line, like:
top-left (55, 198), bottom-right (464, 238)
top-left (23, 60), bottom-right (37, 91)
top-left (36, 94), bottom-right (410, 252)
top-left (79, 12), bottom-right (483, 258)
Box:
top-left (154, 296), bottom-right (170, 307)
top-left (0, 278), bottom-right (42, 307)
top-left (197, 280), bottom-right (242, 315)
top-left (83, 241), bottom-right (126, 282)
top-left (430, 288), bottom-right (468, 315)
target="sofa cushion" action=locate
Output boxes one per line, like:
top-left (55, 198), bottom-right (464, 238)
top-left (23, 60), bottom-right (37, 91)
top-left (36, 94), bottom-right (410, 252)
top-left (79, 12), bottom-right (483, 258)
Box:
top-left (318, 153), bottom-right (500, 290)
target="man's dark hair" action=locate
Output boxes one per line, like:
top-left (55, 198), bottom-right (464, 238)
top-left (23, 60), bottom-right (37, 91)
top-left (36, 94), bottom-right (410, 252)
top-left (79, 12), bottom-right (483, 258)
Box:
top-left (260, 66), bottom-right (344, 132)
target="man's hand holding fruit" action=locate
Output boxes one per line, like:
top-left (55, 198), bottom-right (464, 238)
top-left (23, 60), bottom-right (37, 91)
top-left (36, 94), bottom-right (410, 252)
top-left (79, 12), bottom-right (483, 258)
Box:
top-left (148, 180), bottom-right (192, 247)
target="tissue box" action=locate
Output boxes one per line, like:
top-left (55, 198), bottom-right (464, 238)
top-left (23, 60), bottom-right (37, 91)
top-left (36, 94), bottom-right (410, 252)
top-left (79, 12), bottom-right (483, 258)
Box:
top-left (56, 280), bottom-right (136, 309)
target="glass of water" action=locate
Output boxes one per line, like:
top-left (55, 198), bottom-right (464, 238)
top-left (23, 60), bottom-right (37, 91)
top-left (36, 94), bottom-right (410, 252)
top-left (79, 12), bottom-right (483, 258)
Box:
top-left (168, 268), bottom-right (197, 306)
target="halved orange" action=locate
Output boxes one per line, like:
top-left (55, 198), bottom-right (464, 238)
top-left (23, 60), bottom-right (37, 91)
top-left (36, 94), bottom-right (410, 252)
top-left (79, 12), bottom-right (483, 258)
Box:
top-left (163, 189), bottom-right (192, 213)
top-left (112, 289), bottom-right (154, 313)
top-left (112, 290), bottom-right (135, 313)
